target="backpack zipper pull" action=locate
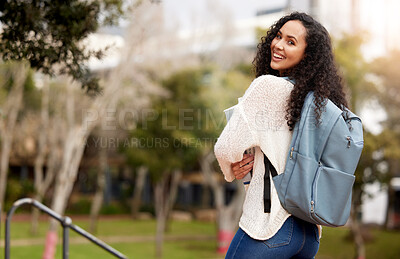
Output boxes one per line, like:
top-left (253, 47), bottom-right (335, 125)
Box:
top-left (346, 136), bottom-right (351, 148)
top-left (290, 147), bottom-right (294, 159)
top-left (310, 200), bottom-right (315, 213)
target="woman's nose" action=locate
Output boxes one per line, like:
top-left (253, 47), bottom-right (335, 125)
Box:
top-left (275, 40), bottom-right (284, 50)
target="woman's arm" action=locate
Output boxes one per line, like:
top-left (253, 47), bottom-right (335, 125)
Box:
top-left (214, 75), bottom-right (293, 182)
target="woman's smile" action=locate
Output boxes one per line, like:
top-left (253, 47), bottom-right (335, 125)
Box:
top-left (272, 51), bottom-right (286, 61)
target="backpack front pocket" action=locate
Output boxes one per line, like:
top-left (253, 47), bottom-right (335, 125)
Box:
top-left (312, 166), bottom-right (355, 226)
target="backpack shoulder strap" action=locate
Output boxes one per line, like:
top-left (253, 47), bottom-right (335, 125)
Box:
top-left (291, 92), bottom-right (315, 152)
top-left (314, 100), bottom-right (345, 161)
top-left (263, 153), bottom-right (277, 213)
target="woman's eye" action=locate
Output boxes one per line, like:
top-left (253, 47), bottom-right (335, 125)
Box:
top-left (288, 40), bottom-right (295, 45)
top-left (275, 35), bottom-right (282, 39)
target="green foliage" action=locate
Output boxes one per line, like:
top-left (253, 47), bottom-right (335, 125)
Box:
top-left (4, 177), bottom-right (34, 211)
top-left (99, 0), bottom-right (125, 26)
top-left (100, 202), bottom-right (130, 215)
top-left (366, 50), bottom-right (400, 192)
top-left (370, 50), bottom-right (400, 131)
top-left (334, 33), bottom-right (373, 111)
top-left (234, 63), bottom-right (254, 77)
top-left (0, 0), bottom-right (124, 93)
top-left (123, 66), bottom-right (254, 181)
top-left (22, 70), bottom-right (42, 112)
top-left (255, 26), bottom-right (269, 43)
top-left (124, 68), bottom-right (210, 181)
top-left (334, 33), bottom-right (388, 204)
top-left (0, 63), bottom-right (41, 117)
top-left (65, 197), bottom-right (92, 214)
top-left (353, 131), bottom-right (389, 192)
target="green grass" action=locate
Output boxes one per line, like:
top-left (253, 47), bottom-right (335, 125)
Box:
top-left (1, 217), bottom-right (400, 259)
top-left (316, 227), bottom-right (400, 259)
top-left (1, 218), bottom-right (216, 239)
top-left (5, 241), bottom-right (223, 259)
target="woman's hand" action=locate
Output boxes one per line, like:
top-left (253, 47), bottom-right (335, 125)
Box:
top-left (231, 153), bottom-right (254, 179)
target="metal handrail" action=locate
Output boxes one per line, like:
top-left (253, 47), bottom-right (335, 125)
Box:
top-left (5, 198), bottom-right (128, 259)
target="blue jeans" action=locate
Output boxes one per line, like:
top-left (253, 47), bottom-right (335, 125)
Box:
top-left (225, 216), bottom-right (320, 259)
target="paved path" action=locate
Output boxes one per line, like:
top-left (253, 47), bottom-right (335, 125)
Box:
top-left (0, 234), bottom-right (216, 247)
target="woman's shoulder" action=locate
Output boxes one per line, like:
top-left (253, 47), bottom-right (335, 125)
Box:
top-left (253, 74), bottom-right (294, 85)
top-left (246, 75), bottom-right (294, 96)
top-left (239, 75), bottom-right (293, 106)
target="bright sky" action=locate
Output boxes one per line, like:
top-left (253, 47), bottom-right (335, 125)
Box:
top-left (359, 0), bottom-right (400, 59)
top-left (162, 0), bottom-right (400, 60)
top-left (163, 0), bottom-right (286, 30)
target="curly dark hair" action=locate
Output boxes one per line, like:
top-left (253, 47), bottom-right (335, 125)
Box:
top-left (253, 12), bottom-right (348, 130)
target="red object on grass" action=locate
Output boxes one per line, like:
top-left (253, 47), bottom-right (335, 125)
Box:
top-left (42, 231), bottom-right (57, 259)
top-left (217, 230), bottom-right (235, 254)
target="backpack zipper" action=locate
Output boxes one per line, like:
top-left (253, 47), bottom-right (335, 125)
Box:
top-left (346, 136), bottom-right (364, 148)
top-left (310, 162), bottom-right (322, 216)
top-left (290, 147), bottom-right (294, 159)
top-left (289, 127), bottom-right (301, 160)
top-left (289, 97), bottom-right (313, 159)
top-left (346, 136), bottom-right (351, 148)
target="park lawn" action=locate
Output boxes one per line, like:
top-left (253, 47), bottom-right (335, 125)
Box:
top-left (317, 227), bottom-right (400, 259)
top-left (1, 217), bottom-right (400, 258)
top-left (6, 240), bottom-right (224, 259)
top-left (1, 218), bottom-right (216, 239)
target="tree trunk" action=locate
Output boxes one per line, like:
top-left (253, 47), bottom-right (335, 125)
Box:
top-left (30, 195), bottom-right (41, 235)
top-left (131, 166), bottom-right (148, 219)
top-left (43, 83), bottom-right (88, 259)
top-left (154, 170), bottom-right (182, 258)
top-left (384, 159), bottom-right (398, 229)
top-left (350, 188), bottom-right (365, 259)
top-left (89, 147), bottom-right (107, 233)
top-left (165, 169), bottom-right (182, 232)
top-left (31, 80), bottom-right (49, 235)
top-left (200, 151), bottom-right (245, 254)
top-left (0, 62), bottom-right (28, 211)
top-left (0, 132), bottom-right (14, 209)
top-left (154, 177), bottom-right (167, 259)
top-left (31, 118), bottom-right (61, 235)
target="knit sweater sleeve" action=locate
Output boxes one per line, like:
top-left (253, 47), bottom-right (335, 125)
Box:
top-left (214, 75), bottom-right (293, 182)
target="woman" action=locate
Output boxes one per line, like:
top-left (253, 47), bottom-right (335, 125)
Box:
top-left (214, 12), bottom-right (348, 258)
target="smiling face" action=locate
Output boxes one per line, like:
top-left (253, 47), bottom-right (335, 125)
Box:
top-left (270, 20), bottom-right (307, 75)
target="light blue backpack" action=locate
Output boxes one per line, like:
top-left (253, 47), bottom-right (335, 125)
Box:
top-left (272, 92), bottom-right (364, 227)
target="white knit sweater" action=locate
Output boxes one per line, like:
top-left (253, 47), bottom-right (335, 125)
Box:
top-left (214, 75), bottom-right (294, 240)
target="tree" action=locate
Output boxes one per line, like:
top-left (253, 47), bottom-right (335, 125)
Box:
top-left (0, 62), bottom-right (30, 213)
top-left (41, 2), bottom-right (165, 257)
top-left (370, 50), bottom-right (400, 229)
top-left (197, 68), bottom-right (253, 253)
top-left (42, 64), bottom-right (161, 258)
top-left (89, 144), bottom-right (107, 233)
top-left (0, 0), bottom-right (125, 218)
top-left (0, 0), bottom-right (124, 93)
top-left (130, 165), bottom-right (148, 219)
top-left (334, 33), bottom-right (386, 259)
top-left (124, 68), bottom-right (209, 258)
top-left (334, 33), bottom-right (369, 259)
top-left (125, 66), bottom-right (252, 255)
top-left (30, 78), bottom-right (61, 235)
